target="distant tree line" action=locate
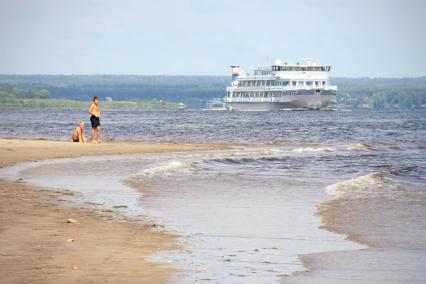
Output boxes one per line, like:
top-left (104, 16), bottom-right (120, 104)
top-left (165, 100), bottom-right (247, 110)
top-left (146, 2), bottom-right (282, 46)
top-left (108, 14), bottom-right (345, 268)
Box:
top-left (0, 75), bottom-right (425, 109)
top-left (336, 86), bottom-right (426, 109)
top-left (0, 84), bottom-right (51, 99)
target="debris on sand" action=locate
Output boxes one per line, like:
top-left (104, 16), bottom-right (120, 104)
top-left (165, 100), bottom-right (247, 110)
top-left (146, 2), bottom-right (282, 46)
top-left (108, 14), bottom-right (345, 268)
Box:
top-left (112, 205), bottom-right (128, 209)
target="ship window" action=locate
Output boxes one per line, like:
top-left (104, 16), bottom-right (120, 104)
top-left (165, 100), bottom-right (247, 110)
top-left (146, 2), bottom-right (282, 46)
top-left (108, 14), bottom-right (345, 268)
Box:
top-left (299, 81), bottom-right (305, 86)
top-left (292, 81), bottom-right (296, 86)
top-left (315, 81), bottom-right (319, 86)
top-left (306, 81), bottom-right (313, 86)
top-left (322, 81), bottom-right (326, 86)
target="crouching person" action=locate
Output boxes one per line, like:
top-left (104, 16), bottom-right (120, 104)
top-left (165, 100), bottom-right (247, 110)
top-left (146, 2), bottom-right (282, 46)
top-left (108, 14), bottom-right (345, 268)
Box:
top-left (72, 121), bottom-right (88, 143)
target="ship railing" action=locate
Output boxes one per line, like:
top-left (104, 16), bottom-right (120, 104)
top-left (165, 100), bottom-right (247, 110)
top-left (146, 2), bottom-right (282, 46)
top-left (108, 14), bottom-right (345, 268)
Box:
top-left (226, 85), bottom-right (337, 91)
top-left (226, 97), bottom-right (284, 103)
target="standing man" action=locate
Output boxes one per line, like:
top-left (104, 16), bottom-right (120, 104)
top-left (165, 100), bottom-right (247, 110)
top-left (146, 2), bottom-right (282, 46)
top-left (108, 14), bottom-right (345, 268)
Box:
top-left (88, 96), bottom-right (102, 143)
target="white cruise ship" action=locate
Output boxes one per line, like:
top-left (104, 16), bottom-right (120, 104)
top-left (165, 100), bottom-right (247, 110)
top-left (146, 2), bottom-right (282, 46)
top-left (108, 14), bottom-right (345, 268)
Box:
top-left (225, 59), bottom-right (337, 111)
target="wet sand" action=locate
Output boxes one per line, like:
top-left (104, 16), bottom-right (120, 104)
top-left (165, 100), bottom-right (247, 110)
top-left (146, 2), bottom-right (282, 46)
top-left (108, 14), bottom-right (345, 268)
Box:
top-left (0, 139), bottom-right (222, 284)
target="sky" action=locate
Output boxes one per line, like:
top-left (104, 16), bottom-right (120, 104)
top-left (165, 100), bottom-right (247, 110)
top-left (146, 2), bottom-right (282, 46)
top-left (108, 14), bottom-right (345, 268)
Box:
top-left (0, 0), bottom-right (425, 77)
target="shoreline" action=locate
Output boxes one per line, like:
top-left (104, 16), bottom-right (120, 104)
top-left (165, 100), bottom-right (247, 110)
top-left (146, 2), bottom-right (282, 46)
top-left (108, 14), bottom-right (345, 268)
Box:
top-left (0, 139), bottom-right (225, 284)
top-left (285, 173), bottom-right (426, 283)
top-left (284, 181), bottom-right (377, 283)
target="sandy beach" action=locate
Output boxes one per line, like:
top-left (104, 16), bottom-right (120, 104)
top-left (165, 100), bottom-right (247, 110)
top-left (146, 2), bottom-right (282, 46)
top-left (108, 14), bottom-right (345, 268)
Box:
top-left (0, 139), bottom-right (222, 284)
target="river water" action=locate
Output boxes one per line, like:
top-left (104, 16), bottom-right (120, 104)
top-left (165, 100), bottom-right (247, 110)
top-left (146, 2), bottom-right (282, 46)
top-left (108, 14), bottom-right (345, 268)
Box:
top-left (0, 108), bottom-right (425, 283)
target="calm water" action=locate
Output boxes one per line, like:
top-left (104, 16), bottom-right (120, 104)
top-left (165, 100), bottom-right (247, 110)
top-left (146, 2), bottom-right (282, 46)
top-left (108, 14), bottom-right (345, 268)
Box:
top-left (1, 108), bottom-right (425, 283)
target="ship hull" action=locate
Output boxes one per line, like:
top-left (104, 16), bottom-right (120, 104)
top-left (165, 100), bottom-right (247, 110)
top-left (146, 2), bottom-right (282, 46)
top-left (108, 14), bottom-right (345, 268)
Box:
top-left (226, 95), bottom-right (336, 111)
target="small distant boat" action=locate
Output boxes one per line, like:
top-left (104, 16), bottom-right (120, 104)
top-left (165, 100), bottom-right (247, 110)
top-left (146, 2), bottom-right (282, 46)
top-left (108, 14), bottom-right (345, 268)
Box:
top-left (203, 98), bottom-right (227, 111)
top-left (225, 58), bottom-right (337, 111)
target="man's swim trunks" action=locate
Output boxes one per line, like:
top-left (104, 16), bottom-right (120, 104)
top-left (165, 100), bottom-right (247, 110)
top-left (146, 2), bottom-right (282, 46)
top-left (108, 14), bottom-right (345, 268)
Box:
top-left (90, 115), bottom-right (100, 128)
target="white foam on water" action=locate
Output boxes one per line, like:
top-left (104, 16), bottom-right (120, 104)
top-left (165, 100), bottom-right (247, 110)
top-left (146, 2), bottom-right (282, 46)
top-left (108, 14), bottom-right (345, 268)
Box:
top-left (131, 160), bottom-right (195, 177)
top-left (325, 172), bottom-right (384, 199)
top-left (291, 146), bottom-right (337, 153)
top-left (345, 143), bottom-right (375, 150)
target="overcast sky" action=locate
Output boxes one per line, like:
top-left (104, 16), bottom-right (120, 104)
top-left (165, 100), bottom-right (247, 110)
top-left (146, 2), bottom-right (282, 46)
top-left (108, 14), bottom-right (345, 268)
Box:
top-left (0, 0), bottom-right (425, 77)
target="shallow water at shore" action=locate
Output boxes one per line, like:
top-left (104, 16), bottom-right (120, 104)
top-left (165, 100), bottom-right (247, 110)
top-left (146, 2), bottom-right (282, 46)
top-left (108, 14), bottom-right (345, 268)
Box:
top-left (1, 145), bottom-right (369, 282)
top-left (1, 109), bottom-right (426, 283)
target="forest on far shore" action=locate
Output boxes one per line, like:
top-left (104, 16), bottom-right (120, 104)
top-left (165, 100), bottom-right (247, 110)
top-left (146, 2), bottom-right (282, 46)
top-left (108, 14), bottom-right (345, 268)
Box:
top-left (0, 75), bottom-right (425, 109)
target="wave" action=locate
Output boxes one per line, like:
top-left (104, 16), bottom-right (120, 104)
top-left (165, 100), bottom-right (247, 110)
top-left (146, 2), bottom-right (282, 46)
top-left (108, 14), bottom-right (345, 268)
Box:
top-left (291, 146), bottom-right (336, 153)
top-left (131, 161), bottom-right (195, 177)
top-left (325, 172), bottom-right (386, 199)
top-left (389, 166), bottom-right (418, 177)
top-left (206, 143), bottom-right (375, 165)
top-left (290, 143), bottom-right (374, 153)
top-left (259, 148), bottom-right (285, 155)
top-left (345, 143), bottom-right (376, 150)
